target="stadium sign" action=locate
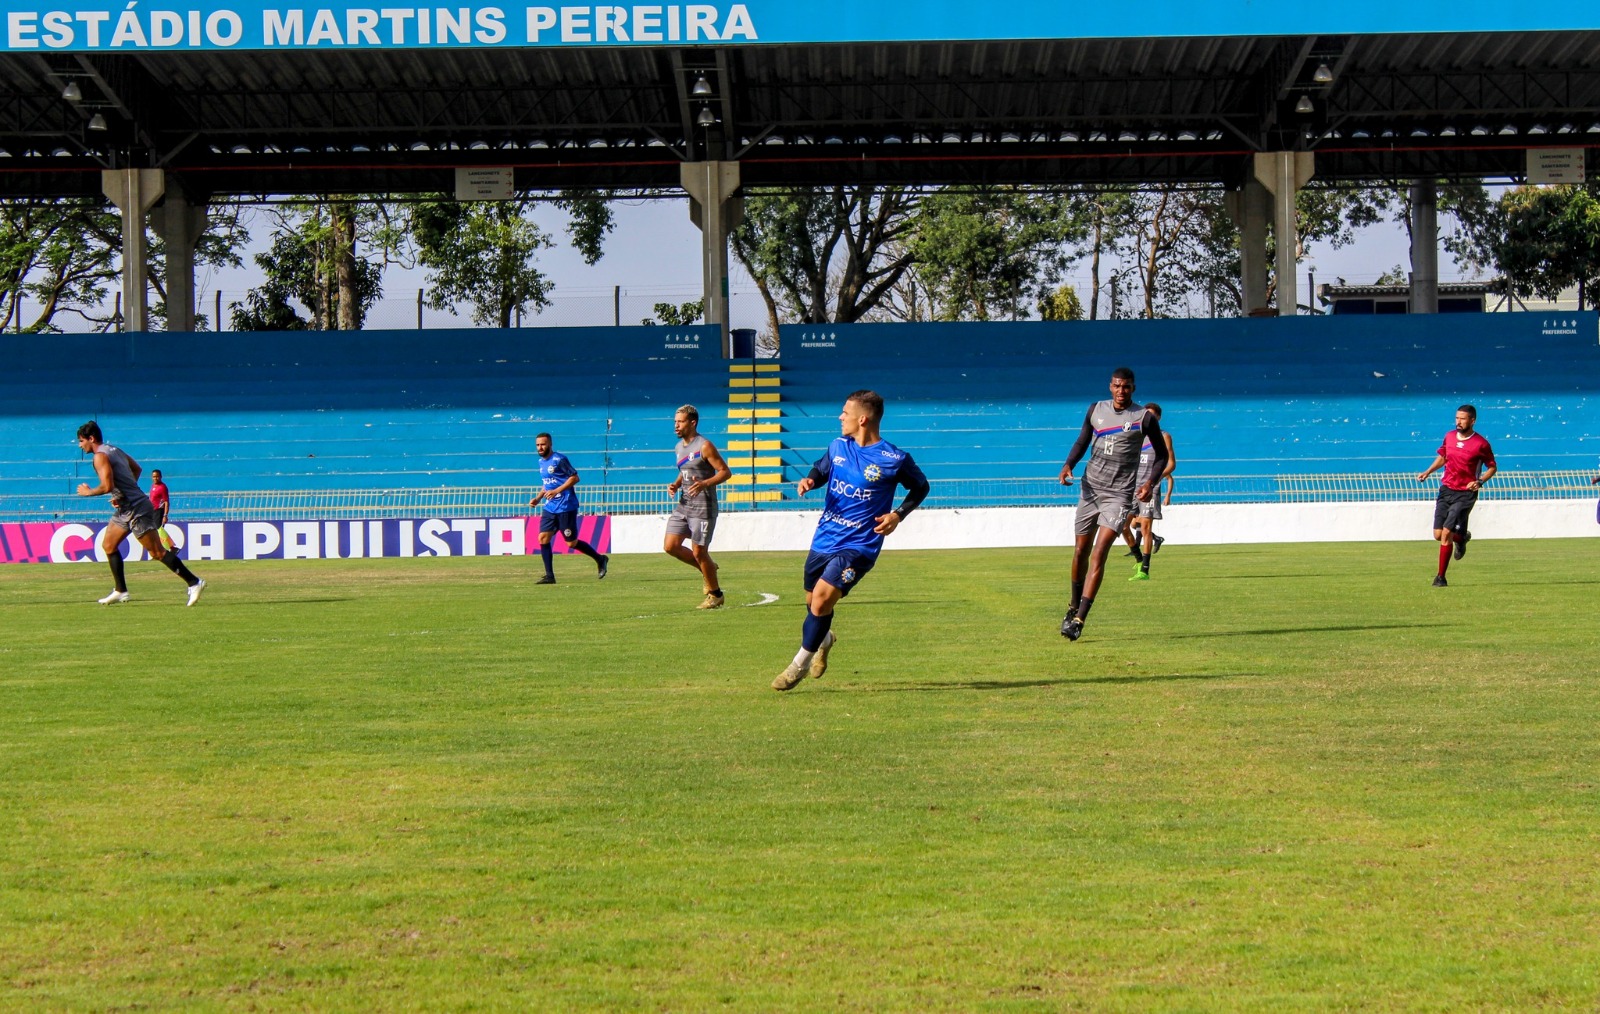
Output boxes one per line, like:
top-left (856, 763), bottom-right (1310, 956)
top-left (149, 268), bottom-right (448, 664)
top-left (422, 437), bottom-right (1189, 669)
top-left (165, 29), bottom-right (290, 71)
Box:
top-left (0, 516), bottom-right (611, 564)
top-left (5, 1), bottom-right (1595, 53)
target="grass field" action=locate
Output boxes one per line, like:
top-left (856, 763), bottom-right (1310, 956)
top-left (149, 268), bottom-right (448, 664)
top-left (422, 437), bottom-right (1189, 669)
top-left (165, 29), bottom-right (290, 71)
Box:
top-left (2, 540), bottom-right (1598, 1011)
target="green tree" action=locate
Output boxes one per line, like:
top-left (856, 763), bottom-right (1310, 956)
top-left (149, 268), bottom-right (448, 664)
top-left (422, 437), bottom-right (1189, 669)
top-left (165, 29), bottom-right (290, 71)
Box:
top-left (0, 198), bottom-right (120, 332)
top-left (640, 299), bottom-right (703, 326)
top-left (730, 185), bottom-right (919, 337)
top-left (410, 198), bottom-right (555, 328)
top-left (231, 221), bottom-right (382, 331)
top-left (905, 187), bottom-right (1088, 321)
top-left (1492, 184), bottom-right (1600, 308)
top-left (1037, 284), bottom-right (1084, 321)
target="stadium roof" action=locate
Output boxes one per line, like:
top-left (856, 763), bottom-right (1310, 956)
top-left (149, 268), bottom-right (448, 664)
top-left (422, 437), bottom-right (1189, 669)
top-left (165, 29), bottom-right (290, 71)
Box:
top-left (3, 30), bottom-right (1599, 198)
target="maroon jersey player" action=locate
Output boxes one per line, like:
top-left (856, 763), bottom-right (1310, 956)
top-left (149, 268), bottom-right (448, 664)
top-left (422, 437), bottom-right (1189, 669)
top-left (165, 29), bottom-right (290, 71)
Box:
top-left (1416, 404), bottom-right (1497, 587)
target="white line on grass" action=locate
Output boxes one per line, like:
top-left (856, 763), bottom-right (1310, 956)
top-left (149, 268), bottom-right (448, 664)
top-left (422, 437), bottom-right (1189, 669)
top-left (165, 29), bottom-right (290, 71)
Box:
top-left (745, 593), bottom-right (780, 607)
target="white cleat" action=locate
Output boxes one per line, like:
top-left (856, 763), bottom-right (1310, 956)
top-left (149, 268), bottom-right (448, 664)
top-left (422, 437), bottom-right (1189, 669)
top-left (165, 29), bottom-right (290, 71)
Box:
top-left (98, 590), bottom-right (129, 605)
top-left (186, 579), bottom-right (206, 607)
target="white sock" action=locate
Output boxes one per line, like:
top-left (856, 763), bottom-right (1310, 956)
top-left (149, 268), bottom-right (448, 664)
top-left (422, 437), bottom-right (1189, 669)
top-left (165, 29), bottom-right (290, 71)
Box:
top-left (792, 648), bottom-right (816, 668)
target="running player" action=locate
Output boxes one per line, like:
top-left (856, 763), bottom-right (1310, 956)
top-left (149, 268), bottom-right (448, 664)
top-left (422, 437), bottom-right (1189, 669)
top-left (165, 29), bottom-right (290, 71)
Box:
top-left (529, 432), bottom-right (608, 584)
top-left (75, 421), bottom-right (205, 605)
top-left (664, 405), bottom-right (732, 609)
top-left (1416, 404), bottom-right (1496, 587)
top-left (1058, 368), bottom-right (1167, 640)
top-left (1126, 402), bottom-right (1176, 582)
top-left (772, 390), bottom-right (930, 692)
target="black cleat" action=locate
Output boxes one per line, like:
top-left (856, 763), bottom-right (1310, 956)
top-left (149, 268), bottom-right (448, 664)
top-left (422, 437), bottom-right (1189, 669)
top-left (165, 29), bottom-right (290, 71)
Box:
top-left (1432, 574), bottom-right (1448, 588)
top-left (1453, 531), bottom-right (1470, 561)
top-left (1123, 547), bottom-right (1139, 557)
top-left (536, 574), bottom-right (556, 585)
top-left (1061, 615), bottom-right (1084, 640)
top-left (1153, 535), bottom-right (1165, 554)
top-left (596, 554), bottom-right (609, 579)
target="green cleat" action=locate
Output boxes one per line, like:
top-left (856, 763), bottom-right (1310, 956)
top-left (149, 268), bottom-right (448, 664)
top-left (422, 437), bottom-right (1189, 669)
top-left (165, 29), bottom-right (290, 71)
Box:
top-left (1130, 569), bottom-right (1150, 582)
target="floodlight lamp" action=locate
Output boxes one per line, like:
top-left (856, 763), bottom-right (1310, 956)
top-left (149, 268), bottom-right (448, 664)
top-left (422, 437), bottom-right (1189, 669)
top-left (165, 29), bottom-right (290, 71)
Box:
top-left (62, 81), bottom-right (83, 102)
top-left (1295, 95), bottom-right (1315, 115)
top-left (87, 112), bottom-right (108, 131)
top-left (696, 106), bottom-right (716, 127)
top-left (691, 75), bottom-right (713, 97)
top-left (1312, 62), bottom-right (1334, 84)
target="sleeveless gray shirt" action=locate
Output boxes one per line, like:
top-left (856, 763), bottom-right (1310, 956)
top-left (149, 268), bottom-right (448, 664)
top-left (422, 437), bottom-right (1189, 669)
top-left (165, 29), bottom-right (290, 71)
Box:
top-left (674, 435), bottom-right (718, 518)
top-left (98, 443), bottom-right (154, 515)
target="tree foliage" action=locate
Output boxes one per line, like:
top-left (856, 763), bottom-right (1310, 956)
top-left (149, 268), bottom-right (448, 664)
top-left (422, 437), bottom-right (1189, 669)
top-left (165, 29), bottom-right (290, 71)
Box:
top-left (1491, 184), bottom-right (1600, 308)
top-left (1037, 284), bottom-right (1084, 321)
top-left (730, 185), bottom-right (919, 336)
top-left (640, 299), bottom-right (703, 326)
top-left (232, 200), bottom-right (391, 331)
top-left (905, 187), bottom-right (1088, 320)
top-left (409, 198), bottom-right (556, 328)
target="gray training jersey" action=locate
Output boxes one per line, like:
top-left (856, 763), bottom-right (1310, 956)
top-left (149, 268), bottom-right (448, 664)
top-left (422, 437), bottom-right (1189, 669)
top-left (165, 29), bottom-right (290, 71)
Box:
top-left (1082, 399), bottom-right (1154, 491)
top-left (1135, 437), bottom-right (1163, 489)
top-left (98, 443), bottom-right (154, 516)
top-left (674, 435), bottom-right (718, 519)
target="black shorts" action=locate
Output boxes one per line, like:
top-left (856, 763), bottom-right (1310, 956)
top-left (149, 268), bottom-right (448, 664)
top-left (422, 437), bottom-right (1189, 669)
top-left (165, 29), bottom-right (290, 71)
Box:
top-left (539, 509), bottom-right (580, 541)
top-left (1433, 487), bottom-right (1478, 534)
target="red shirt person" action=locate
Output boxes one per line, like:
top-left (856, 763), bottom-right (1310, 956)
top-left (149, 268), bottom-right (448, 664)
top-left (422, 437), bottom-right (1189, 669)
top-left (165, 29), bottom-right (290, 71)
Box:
top-left (1416, 405), bottom-right (1497, 587)
top-left (148, 469), bottom-right (170, 525)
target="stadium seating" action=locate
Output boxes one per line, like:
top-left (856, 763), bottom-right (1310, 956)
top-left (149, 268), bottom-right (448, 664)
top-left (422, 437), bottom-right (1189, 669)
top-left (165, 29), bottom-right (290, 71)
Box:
top-left (2, 314), bottom-right (1594, 505)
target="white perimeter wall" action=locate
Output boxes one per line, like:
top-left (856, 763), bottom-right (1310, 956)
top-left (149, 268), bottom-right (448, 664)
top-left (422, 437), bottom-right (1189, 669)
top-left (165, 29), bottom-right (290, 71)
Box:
top-left (612, 499), bottom-right (1599, 554)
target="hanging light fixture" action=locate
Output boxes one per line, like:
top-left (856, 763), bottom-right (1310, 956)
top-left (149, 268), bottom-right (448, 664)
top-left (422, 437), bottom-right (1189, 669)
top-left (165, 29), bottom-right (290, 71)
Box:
top-left (62, 81), bottom-right (83, 102)
top-left (1295, 95), bottom-right (1315, 115)
top-left (691, 75), bottom-right (713, 97)
top-left (696, 106), bottom-right (716, 127)
top-left (1312, 62), bottom-right (1335, 84)
top-left (87, 112), bottom-right (108, 131)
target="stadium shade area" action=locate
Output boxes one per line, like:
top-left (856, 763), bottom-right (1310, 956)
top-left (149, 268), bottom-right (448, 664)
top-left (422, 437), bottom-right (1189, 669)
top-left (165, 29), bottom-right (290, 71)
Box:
top-left (2, 314), bottom-right (1595, 523)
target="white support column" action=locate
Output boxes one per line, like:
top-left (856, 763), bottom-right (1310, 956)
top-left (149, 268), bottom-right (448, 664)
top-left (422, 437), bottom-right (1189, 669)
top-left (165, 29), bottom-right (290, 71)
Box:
top-left (1253, 152), bottom-right (1314, 316)
top-left (681, 160), bottom-right (742, 357)
top-left (149, 188), bottom-right (208, 333)
top-left (1226, 179), bottom-right (1272, 314)
top-left (1409, 179), bottom-right (1439, 314)
top-left (101, 168), bottom-right (165, 333)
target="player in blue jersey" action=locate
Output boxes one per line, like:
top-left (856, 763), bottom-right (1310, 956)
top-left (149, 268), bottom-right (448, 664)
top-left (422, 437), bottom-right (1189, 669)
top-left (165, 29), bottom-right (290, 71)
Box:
top-left (772, 390), bottom-right (930, 692)
top-left (529, 432), bottom-right (607, 584)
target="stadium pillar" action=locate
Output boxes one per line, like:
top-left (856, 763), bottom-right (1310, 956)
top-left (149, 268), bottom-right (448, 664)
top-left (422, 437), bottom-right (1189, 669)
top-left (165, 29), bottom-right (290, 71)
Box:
top-left (682, 161), bottom-right (743, 357)
top-left (1409, 179), bottom-right (1439, 314)
top-left (1253, 152), bottom-right (1314, 316)
top-left (1226, 180), bottom-right (1271, 314)
top-left (150, 187), bottom-right (208, 333)
top-left (101, 168), bottom-right (165, 333)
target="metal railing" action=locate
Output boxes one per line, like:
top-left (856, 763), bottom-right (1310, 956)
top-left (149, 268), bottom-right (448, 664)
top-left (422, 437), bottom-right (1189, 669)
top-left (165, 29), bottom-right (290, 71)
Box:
top-left (2, 471), bottom-right (1592, 523)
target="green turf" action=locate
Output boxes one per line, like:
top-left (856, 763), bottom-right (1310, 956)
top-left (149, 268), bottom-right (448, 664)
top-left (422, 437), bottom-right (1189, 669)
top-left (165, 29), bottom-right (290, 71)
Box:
top-left (2, 541), bottom-right (1598, 1010)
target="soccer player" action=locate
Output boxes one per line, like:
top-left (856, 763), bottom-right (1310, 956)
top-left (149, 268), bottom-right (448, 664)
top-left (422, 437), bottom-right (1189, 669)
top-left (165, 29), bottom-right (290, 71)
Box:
top-left (529, 432), bottom-right (608, 584)
top-left (148, 468), bottom-right (176, 551)
top-left (1125, 402), bottom-right (1176, 582)
top-left (1057, 368), bottom-right (1167, 640)
top-left (664, 405), bottom-right (732, 609)
top-left (74, 421), bottom-right (205, 606)
top-left (1416, 404), bottom-right (1496, 587)
top-left (772, 390), bottom-right (930, 692)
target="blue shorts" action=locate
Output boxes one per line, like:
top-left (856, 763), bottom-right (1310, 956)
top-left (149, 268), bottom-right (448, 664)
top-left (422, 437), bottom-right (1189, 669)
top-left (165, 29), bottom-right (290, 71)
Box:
top-left (540, 509), bottom-right (580, 540)
top-left (803, 548), bottom-right (877, 597)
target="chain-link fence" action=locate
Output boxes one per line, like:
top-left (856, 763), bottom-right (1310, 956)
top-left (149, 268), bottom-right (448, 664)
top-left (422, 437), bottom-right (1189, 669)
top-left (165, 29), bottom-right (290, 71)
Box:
top-left (3, 472), bottom-right (1592, 523)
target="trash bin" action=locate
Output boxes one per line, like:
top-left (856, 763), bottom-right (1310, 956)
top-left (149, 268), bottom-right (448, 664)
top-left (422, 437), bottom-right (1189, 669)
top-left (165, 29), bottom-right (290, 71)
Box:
top-left (730, 327), bottom-right (757, 359)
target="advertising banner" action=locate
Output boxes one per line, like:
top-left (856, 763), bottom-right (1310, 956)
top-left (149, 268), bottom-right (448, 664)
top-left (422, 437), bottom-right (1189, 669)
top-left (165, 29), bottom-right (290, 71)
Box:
top-left (0, 515), bottom-right (610, 564)
top-left (5, 1), bottom-right (1593, 54)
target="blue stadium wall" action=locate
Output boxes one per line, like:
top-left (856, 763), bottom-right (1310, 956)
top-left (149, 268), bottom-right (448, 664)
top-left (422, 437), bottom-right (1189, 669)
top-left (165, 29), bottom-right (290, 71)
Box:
top-left (2, 314), bottom-right (1595, 502)
top-left (772, 314), bottom-right (1600, 482)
